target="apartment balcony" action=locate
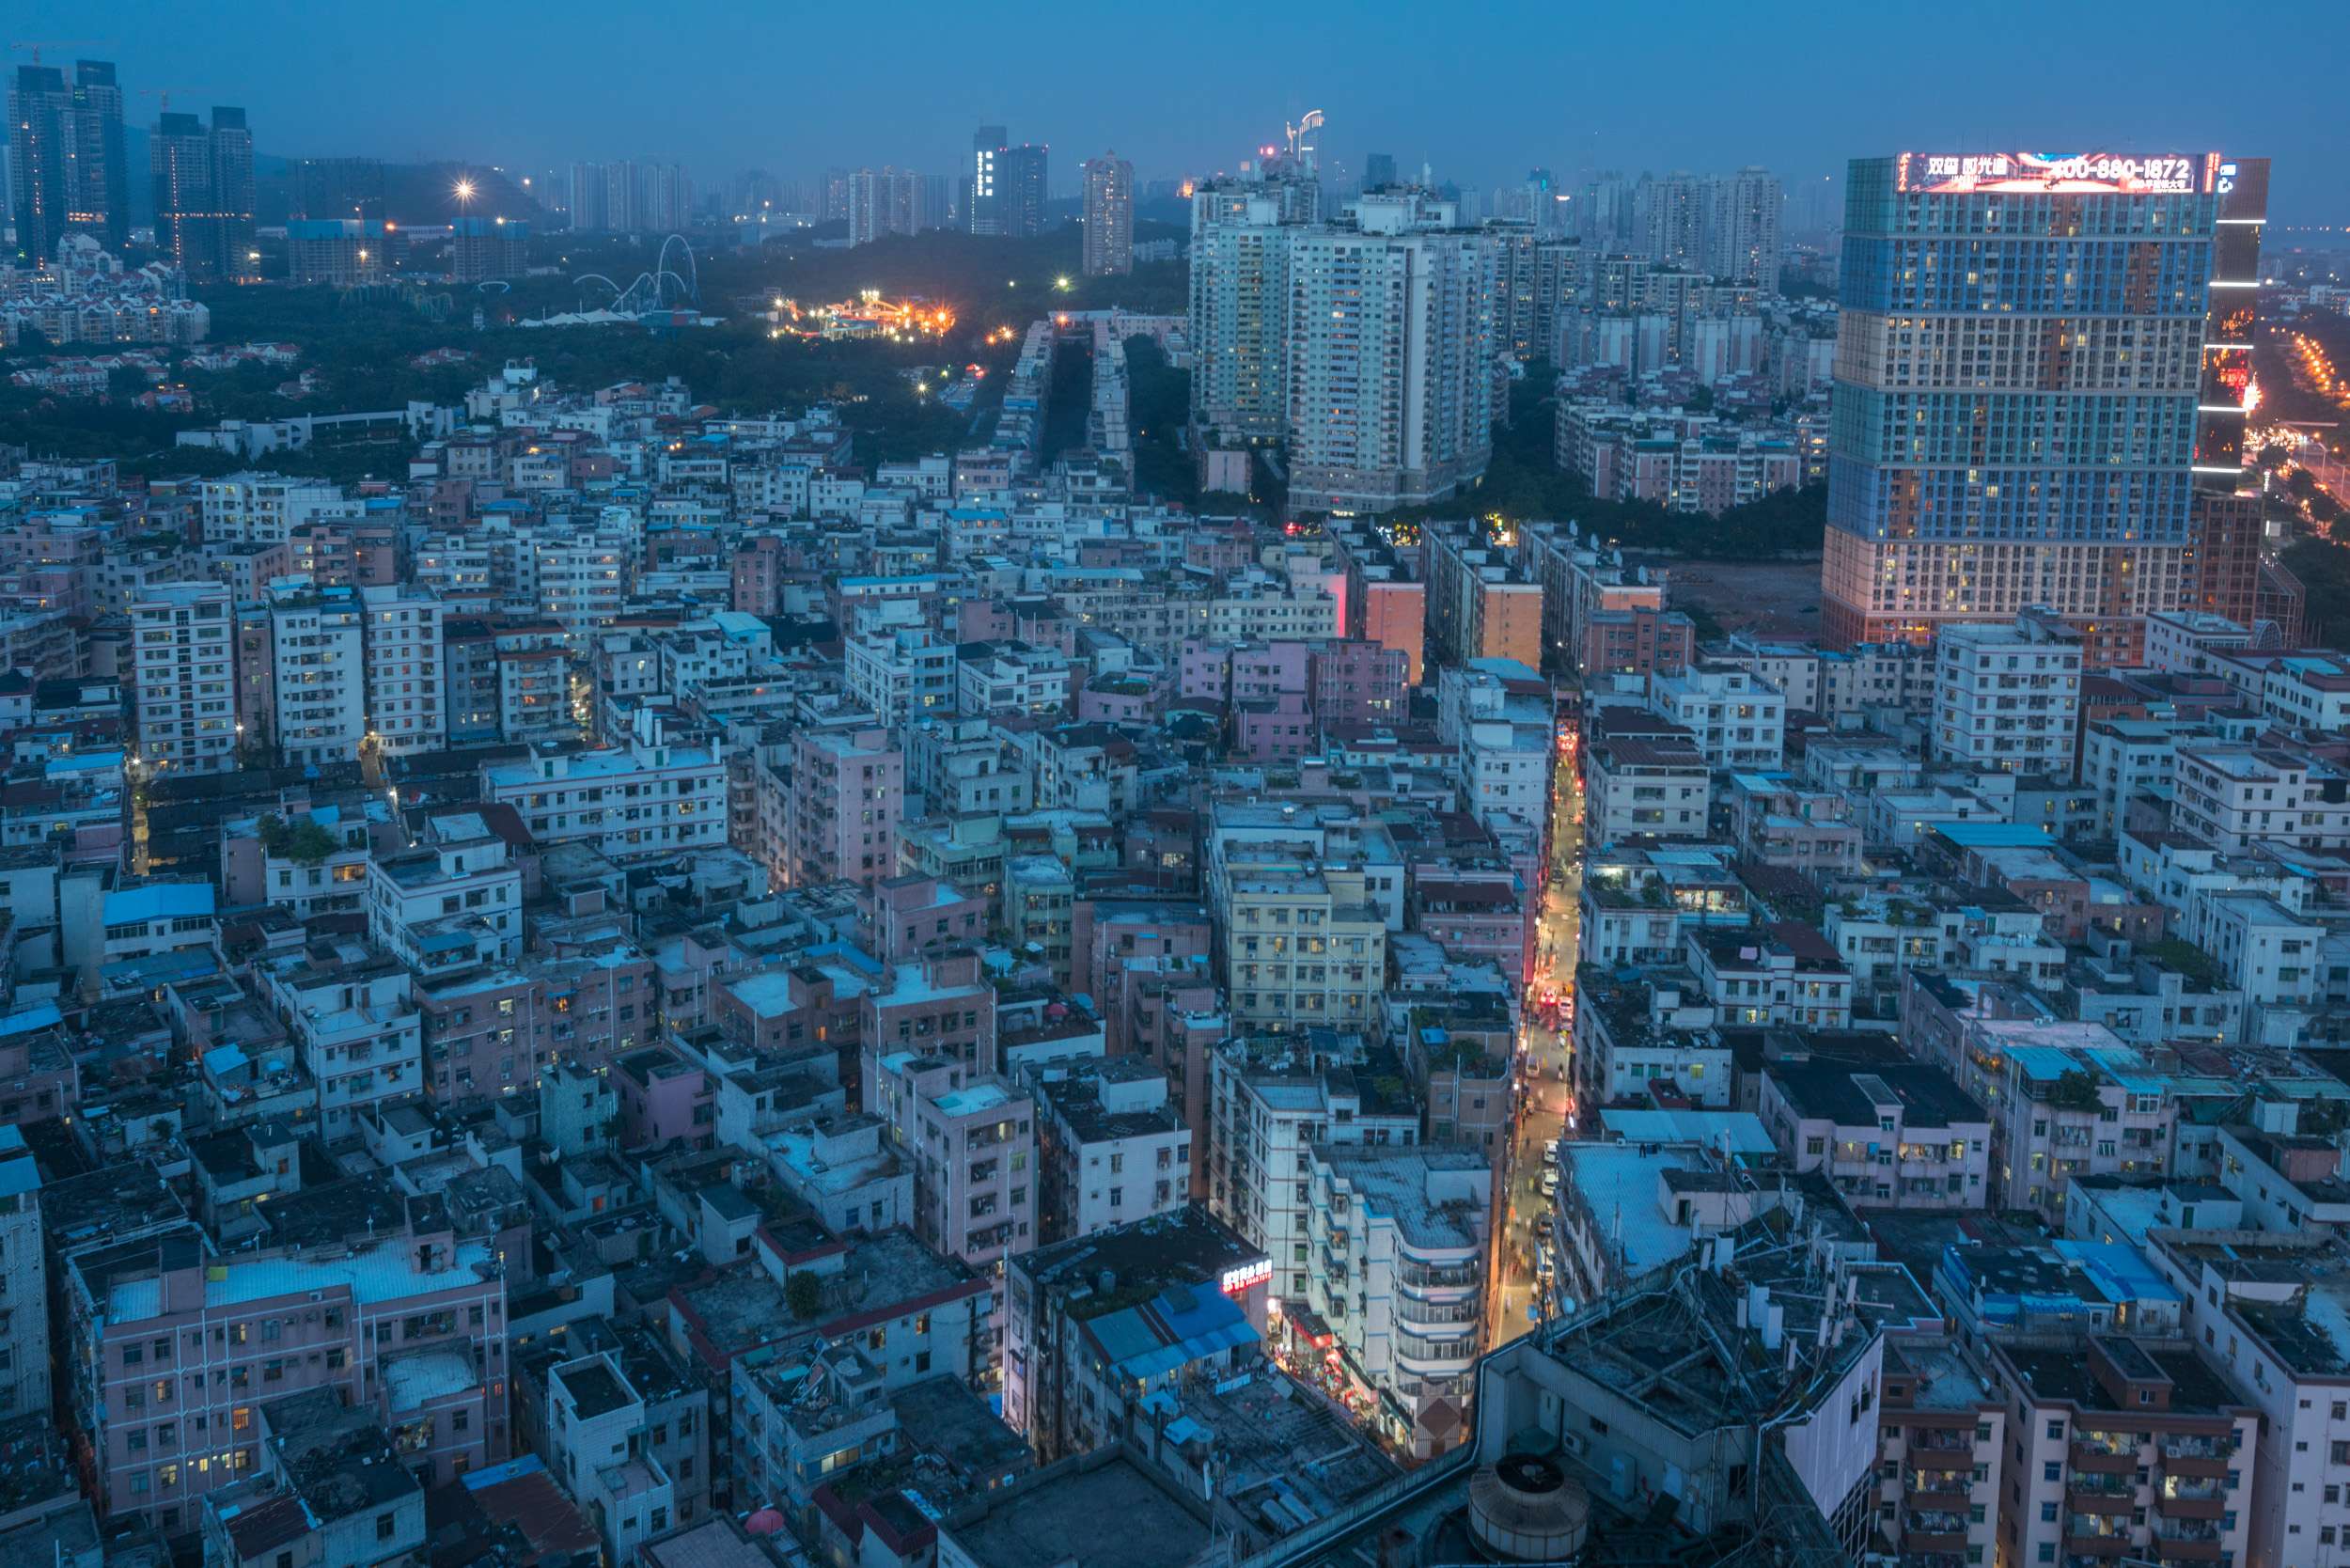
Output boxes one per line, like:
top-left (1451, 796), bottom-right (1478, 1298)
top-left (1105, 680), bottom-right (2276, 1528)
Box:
top-left (1907, 1476), bottom-right (1973, 1511)
top-left (2157, 1434), bottom-right (2234, 1478)
top-left (1395, 1296), bottom-right (1480, 1334)
top-left (1904, 1513), bottom-right (1969, 1554)
top-left (2065, 1485), bottom-right (2135, 1517)
top-left (2070, 1441), bottom-right (2139, 1474)
top-left (2154, 1486), bottom-right (2227, 1521)
top-left (1396, 1334), bottom-right (1477, 1377)
top-left (1398, 1261), bottom-right (1480, 1292)
top-left (2151, 1522), bottom-right (2226, 1561)
top-left (2061, 1530), bottom-right (2131, 1559)
top-left (1910, 1429), bottom-right (1974, 1454)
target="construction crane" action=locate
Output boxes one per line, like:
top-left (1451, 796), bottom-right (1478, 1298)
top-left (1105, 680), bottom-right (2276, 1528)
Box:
top-left (7, 39), bottom-right (116, 66)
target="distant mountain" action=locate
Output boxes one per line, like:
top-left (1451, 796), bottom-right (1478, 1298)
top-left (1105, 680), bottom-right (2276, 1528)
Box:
top-left (374, 164), bottom-right (540, 227)
top-left (118, 126), bottom-right (538, 228)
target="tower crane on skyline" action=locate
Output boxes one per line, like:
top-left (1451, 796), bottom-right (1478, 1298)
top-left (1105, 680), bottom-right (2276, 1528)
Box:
top-left (8, 39), bottom-right (116, 66)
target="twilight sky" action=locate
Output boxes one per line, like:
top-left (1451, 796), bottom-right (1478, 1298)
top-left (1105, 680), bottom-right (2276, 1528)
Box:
top-left (24, 0), bottom-right (2350, 226)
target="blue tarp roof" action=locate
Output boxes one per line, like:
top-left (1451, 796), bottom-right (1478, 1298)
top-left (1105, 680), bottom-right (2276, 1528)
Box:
top-left (2054, 1240), bottom-right (2185, 1305)
top-left (1087, 1284), bottom-right (1261, 1383)
top-left (0, 1002), bottom-right (61, 1038)
top-left (102, 882), bottom-right (215, 924)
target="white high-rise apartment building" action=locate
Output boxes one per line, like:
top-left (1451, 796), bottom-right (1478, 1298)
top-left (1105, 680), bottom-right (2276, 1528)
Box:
top-left (198, 475), bottom-right (351, 545)
top-left (270, 583), bottom-right (367, 766)
top-left (1081, 153), bottom-right (1133, 276)
top-left (848, 165), bottom-right (918, 246)
top-left (132, 581), bottom-right (238, 775)
top-left (1190, 185), bottom-right (1499, 509)
top-left (1187, 191), bottom-right (1291, 442)
top-left (1932, 614), bottom-right (2085, 780)
top-left (0, 1131), bottom-right (48, 1422)
top-left (361, 583), bottom-right (446, 758)
top-left (1701, 165), bottom-right (1782, 293)
top-left (1283, 209), bottom-right (1499, 512)
top-left (529, 527), bottom-right (629, 640)
top-left (1640, 171), bottom-right (1706, 268)
top-left (1637, 168), bottom-right (1781, 293)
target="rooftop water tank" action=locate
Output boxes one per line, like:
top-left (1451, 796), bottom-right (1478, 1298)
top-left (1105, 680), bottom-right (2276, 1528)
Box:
top-left (1468, 1452), bottom-right (1590, 1562)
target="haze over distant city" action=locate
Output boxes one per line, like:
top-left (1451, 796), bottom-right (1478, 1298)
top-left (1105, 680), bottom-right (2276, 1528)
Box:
top-left (18, 0), bottom-right (2350, 224)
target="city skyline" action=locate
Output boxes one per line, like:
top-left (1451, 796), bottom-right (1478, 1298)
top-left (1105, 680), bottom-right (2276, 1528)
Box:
top-left (13, 0), bottom-right (2350, 225)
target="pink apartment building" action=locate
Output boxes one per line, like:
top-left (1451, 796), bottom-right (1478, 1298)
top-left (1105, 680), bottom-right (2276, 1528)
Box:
top-left (859, 949), bottom-right (997, 1074)
top-left (858, 875), bottom-right (987, 964)
top-left (957, 598), bottom-right (1017, 643)
top-left (65, 1220), bottom-right (510, 1528)
top-left (415, 968), bottom-right (542, 1105)
top-left (786, 724), bottom-right (903, 890)
top-left (1235, 692), bottom-right (1316, 761)
top-left (1409, 870), bottom-right (1537, 982)
top-left (730, 536), bottom-right (783, 616)
top-left (870, 1056), bottom-right (1037, 1310)
top-left (1308, 639), bottom-right (1409, 726)
top-left (1229, 642), bottom-right (1310, 705)
top-left (1076, 898), bottom-right (1214, 1010)
top-left (713, 965), bottom-right (864, 1069)
top-left (1103, 961), bottom-right (1224, 1198)
top-left (1075, 674), bottom-right (1156, 726)
top-left (1178, 639), bottom-right (1233, 703)
top-left (0, 1012), bottom-right (79, 1128)
top-left (409, 945), bottom-right (657, 1109)
top-left (615, 1044), bottom-right (714, 1151)
top-left (1581, 605), bottom-right (1695, 679)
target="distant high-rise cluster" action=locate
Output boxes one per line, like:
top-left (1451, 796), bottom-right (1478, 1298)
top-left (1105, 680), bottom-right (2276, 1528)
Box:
top-left (565, 160), bottom-right (696, 233)
top-left (969, 125), bottom-right (1047, 239)
top-left (1190, 181), bottom-right (1501, 511)
top-left (1569, 166), bottom-right (1781, 292)
top-left (8, 59), bottom-right (131, 263)
top-left (846, 167), bottom-right (951, 245)
top-left (291, 156), bottom-right (388, 222)
top-left (1080, 153), bottom-right (1134, 275)
top-left (152, 106), bottom-right (258, 285)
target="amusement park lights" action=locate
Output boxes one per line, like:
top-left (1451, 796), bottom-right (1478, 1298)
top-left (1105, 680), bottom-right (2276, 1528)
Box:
top-left (765, 293), bottom-right (957, 342)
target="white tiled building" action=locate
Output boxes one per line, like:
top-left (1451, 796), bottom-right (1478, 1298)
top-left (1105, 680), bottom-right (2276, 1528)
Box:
top-left (360, 584), bottom-right (446, 758)
top-left (1931, 615), bottom-right (2083, 779)
top-left (270, 584), bottom-right (368, 767)
top-left (132, 581), bottom-right (238, 775)
top-left (1645, 663), bottom-right (1785, 770)
top-left (480, 713), bottom-right (726, 861)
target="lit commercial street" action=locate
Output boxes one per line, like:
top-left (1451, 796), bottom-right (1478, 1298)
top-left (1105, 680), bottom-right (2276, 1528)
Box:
top-left (1490, 721), bottom-right (1582, 1345)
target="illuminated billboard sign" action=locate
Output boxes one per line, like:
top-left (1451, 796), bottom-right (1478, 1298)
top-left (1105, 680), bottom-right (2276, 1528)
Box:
top-left (1221, 1258), bottom-right (1272, 1296)
top-left (1896, 151), bottom-right (2218, 196)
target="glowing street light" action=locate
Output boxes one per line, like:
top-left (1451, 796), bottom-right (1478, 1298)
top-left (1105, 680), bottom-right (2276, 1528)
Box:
top-left (453, 178), bottom-right (477, 209)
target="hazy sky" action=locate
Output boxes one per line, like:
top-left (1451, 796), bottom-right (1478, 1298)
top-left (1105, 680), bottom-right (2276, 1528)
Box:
top-left (24, 0), bottom-right (2350, 224)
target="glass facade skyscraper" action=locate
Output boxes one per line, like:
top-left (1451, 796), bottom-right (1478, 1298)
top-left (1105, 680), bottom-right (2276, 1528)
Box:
top-left (1821, 151), bottom-right (2264, 665)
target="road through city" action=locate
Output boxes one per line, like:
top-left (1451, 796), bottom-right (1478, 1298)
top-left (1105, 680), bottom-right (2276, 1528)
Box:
top-left (1491, 721), bottom-right (1582, 1344)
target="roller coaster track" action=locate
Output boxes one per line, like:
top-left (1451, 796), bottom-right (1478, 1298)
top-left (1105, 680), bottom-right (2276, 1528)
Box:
top-left (573, 233), bottom-right (699, 313)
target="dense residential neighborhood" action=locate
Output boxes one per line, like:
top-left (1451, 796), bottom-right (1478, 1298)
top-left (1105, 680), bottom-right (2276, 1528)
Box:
top-left (6, 25), bottom-right (2350, 1568)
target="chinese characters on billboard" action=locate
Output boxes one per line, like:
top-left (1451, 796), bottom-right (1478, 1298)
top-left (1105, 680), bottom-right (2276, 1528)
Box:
top-left (1895, 151), bottom-right (2216, 195)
